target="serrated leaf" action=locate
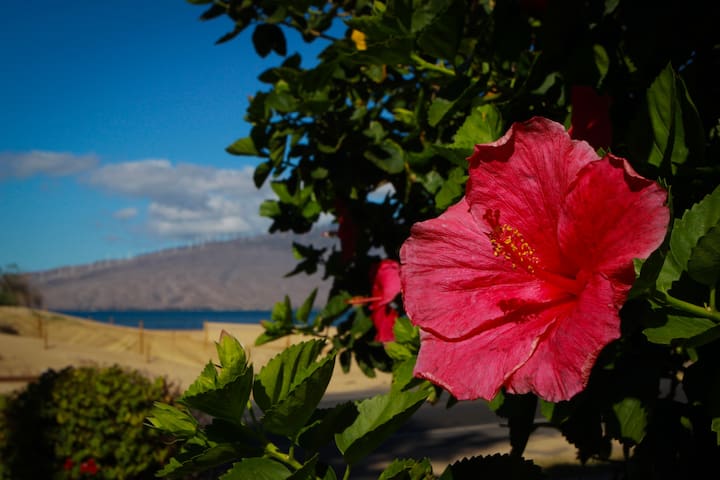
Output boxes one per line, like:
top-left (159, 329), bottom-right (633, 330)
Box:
top-left (452, 104), bottom-right (503, 149)
top-left (220, 457), bottom-right (292, 480)
top-left (147, 402), bottom-right (198, 439)
top-left (687, 224), bottom-right (720, 287)
top-left (658, 185), bottom-right (720, 291)
top-left (157, 443), bottom-right (247, 478)
top-left (253, 340), bottom-right (335, 435)
top-left (438, 454), bottom-right (544, 479)
top-left (643, 315), bottom-right (717, 344)
top-left (262, 354), bottom-right (335, 435)
top-left (335, 387), bottom-right (430, 465)
top-left (612, 397), bottom-right (647, 443)
top-left (379, 457), bottom-right (434, 480)
top-left (297, 402), bottom-right (358, 452)
top-left (216, 333), bottom-right (249, 382)
top-left (180, 338), bottom-right (253, 425)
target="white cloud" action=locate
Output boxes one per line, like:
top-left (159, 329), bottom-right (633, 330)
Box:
top-left (86, 159), bottom-right (272, 239)
top-left (113, 207), bottom-right (138, 220)
top-left (368, 181), bottom-right (396, 203)
top-left (0, 150), bottom-right (98, 178)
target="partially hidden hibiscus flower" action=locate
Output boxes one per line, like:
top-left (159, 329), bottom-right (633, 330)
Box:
top-left (399, 117), bottom-right (668, 402)
top-left (369, 259), bottom-right (401, 342)
top-left (568, 85), bottom-right (613, 151)
top-left (350, 259), bottom-right (401, 342)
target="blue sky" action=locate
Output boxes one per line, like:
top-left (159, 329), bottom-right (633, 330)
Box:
top-left (1, 1), bottom-right (336, 272)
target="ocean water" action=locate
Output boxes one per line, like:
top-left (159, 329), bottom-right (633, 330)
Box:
top-left (58, 310), bottom-right (274, 330)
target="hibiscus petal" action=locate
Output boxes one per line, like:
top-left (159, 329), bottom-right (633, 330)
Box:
top-left (466, 116), bottom-right (599, 276)
top-left (400, 197), bottom-right (569, 339)
top-left (413, 304), bottom-right (564, 401)
top-left (558, 154), bottom-right (669, 282)
top-left (413, 274), bottom-right (620, 402)
top-left (371, 307), bottom-right (398, 343)
top-left (370, 259), bottom-right (401, 307)
top-left (504, 273), bottom-right (621, 402)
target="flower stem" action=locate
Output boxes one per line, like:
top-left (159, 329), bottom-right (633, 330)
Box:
top-left (656, 291), bottom-right (720, 322)
top-left (410, 53), bottom-right (455, 76)
top-left (710, 286), bottom-right (717, 311)
top-left (264, 443), bottom-right (303, 470)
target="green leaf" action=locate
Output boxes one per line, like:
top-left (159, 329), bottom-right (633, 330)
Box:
top-left (180, 336), bottom-right (253, 426)
top-left (253, 161), bottom-right (272, 188)
top-left (438, 454), bottom-right (544, 479)
top-left (297, 402), bottom-right (358, 452)
top-left (251, 24), bottom-right (287, 58)
top-left (612, 397), bottom-right (647, 443)
top-left (226, 136), bottom-right (260, 156)
top-left (314, 292), bottom-right (351, 329)
top-left (216, 332), bottom-right (249, 382)
top-left (658, 185), bottom-right (720, 291)
top-left (644, 63), bottom-right (704, 174)
top-left (253, 339), bottom-right (335, 435)
top-left (157, 443), bottom-right (250, 478)
top-left (335, 387), bottom-right (430, 465)
top-left (712, 418), bottom-right (720, 445)
top-left (643, 315), bottom-right (717, 344)
top-left (365, 139), bottom-right (405, 174)
top-left (427, 98), bottom-right (453, 127)
top-left (147, 402), bottom-right (198, 439)
top-left (687, 224), bottom-right (720, 287)
top-left (260, 199), bottom-right (281, 218)
top-left (452, 104), bottom-right (503, 149)
top-left (296, 288), bottom-right (318, 324)
top-left (415, 0), bottom-right (464, 60)
top-left (378, 457), bottom-right (434, 480)
top-left (220, 457), bottom-right (292, 480)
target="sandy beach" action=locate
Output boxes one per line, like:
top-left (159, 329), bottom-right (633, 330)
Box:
top-left (0, 306), bottom-right (392, 396)
top-left (0, 306), bottom-right (620, 477)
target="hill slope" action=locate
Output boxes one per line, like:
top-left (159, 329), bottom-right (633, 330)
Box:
top-left (30, 233), bottom-right (333, 311)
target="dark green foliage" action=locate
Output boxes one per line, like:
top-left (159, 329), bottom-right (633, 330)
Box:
top-left (0, 265), bottom-right (42, 308)
top-left (0, 365), bottom-right (177, 479)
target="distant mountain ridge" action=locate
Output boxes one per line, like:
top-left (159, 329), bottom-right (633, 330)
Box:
top-left (31, 233), bottom-right (334, 311)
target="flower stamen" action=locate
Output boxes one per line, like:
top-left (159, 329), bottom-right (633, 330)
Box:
top-left (484, 209), bottom-right (540, 273)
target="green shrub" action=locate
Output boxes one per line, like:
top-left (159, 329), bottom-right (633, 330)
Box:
top-left (0, 365), bottom-right (178, 479)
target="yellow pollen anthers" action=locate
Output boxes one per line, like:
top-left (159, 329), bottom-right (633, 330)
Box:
top-left (484, 209), bottom-right (540, 273)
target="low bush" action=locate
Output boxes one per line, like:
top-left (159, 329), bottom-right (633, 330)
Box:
top-left (0, 365), bottom-right (178, 479)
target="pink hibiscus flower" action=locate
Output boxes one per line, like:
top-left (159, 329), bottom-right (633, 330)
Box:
top-left (568, 85), bottom-right (613, 151)
top-left (369, 259), bottom-right (401, 342)
top-left (349, 259), bottom-right (401, 342)
top-left (399, 117), bottom-right (668, 402)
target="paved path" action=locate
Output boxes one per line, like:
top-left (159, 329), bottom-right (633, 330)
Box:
top-left (320, 393), bottom-right (621, 479)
